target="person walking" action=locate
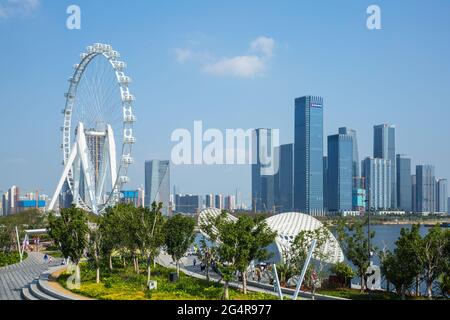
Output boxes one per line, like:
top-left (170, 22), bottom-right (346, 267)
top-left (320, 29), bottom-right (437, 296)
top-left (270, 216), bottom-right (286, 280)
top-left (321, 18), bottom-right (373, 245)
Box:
top-left (193, 258), bottom-right (197, 267)
top-left (43, 254), bottom-right (49, 263)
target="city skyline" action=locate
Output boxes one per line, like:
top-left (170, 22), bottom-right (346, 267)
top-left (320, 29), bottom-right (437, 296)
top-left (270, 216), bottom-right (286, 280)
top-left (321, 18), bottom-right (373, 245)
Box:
top-left (1, 1), bottom-right (450, 205)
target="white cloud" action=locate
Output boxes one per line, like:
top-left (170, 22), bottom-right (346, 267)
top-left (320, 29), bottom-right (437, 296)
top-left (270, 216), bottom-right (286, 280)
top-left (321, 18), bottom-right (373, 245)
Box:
top-left (203, 55), bottom-right (265, 78)
top-left (203, 36), bottom-right (275, 78)
top-left (0, 0), bottom-right (40, 19)
top-left (251, 36), bottom-right (275, 58)
top-left (174, 48), bottom-right (193, 64)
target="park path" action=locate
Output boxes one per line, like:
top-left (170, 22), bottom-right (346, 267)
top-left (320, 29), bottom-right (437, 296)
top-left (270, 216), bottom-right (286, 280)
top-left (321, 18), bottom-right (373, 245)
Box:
top-left (0, 252), bottom-right (61, 300)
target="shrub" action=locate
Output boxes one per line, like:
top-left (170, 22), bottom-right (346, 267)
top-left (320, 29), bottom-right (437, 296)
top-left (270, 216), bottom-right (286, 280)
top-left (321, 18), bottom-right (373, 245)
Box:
top-left (331, 262), bottom-right (355, 288)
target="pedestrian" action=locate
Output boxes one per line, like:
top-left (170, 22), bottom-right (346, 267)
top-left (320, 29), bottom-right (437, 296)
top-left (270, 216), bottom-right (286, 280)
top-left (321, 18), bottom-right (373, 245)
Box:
top-left (43, 254), bottom-right (49, 263)
top-left (193, 258), bottom-right (197, 267)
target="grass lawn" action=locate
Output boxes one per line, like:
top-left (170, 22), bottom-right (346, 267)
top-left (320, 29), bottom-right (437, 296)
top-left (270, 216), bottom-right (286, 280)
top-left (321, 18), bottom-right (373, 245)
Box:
top-left (58, 263), bottom-right (277, 300)
top-left (0, 252), bottom-right (28, 267)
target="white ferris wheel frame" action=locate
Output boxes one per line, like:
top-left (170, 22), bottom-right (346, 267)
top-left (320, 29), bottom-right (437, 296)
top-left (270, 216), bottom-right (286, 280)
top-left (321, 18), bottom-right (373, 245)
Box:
top-left (49, 43), bottom-right (136, 215)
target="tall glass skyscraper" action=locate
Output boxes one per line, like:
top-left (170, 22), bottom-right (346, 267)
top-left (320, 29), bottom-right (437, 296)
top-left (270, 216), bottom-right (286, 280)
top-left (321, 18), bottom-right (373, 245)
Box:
top-left (436, 178), bottom-right (448, 213)
top-left (294, 96), bottom-right (324, 215)
top-left (396, 154), bottom-right (412, 212)
top-left (416, 165), bottom-right (435, 213)
top-left (145, 160), bottom-right (170, 216)
top-left (374, 124), bottom-right (396, 208)
top-left (252, 128), bottom-right (276, 212)
top-left (274, 143), bottom-right (294, 213)
top-left (362, 157), bottom-right (392, 210)
top-left (338, 127), bottom-right (359, 178)
top-left (327, 133), bottom-right (353, 213)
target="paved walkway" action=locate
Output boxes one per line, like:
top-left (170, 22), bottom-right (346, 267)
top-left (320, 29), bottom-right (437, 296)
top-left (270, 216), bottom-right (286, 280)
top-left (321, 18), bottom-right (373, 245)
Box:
top-left (0, 252), bottom-right (62, 300)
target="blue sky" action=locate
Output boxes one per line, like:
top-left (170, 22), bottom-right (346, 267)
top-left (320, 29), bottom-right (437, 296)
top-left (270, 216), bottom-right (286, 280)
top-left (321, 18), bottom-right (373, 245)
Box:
top-left (1, 0), bottom-right (450, 206)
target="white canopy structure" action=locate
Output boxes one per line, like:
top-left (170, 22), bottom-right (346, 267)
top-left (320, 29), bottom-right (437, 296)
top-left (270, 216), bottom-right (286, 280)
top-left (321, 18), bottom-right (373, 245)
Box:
top-left (198, 208), bottom-right (344, 264)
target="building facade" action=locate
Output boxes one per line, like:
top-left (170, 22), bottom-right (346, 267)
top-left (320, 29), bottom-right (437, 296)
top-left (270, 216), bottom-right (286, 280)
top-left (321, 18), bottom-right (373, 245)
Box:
top-left (416, 165), bottom-right (436, 214)
top-left (362, 157), bottom-right (392, 210)
top-left (374, 124), bottom-right (396, 208)
top-left (175, 194), bottom-right (201, 214)
top-left (144, 160), bottom-right (170, 216)
top-left (327, 133), bottom-right (353, 213)
top-left (215, 194), bottom-right (224, 210)
top-left (436, 179), bottom-right (448, 213)
top-left (396, 154), bottom-right (412, 212)
top-left (275, 143), bottom-right (294, 213)
top-left (294, 96), bottom-right (324, 215)
top-left (252, 128), bottom-right (277, 212)
top-left (205, 194), bottom-right (215, 208)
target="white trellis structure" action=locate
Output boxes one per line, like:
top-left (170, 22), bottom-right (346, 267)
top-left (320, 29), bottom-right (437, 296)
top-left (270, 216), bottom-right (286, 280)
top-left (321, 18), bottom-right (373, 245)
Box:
top-left (49, 43), bottom-right (136, 215)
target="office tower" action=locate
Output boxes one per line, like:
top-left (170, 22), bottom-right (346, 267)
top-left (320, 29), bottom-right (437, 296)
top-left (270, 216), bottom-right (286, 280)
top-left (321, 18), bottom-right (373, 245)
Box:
top-left (448, 197), bottom-right (450, 214)
top-left (416, 165), bottom-right (435, 213)
top-left (338, 127), bottom-right (360, 178)
top-left (396, 154), bottom-right (412, 212)
top-left (205, 194), bottom-right (215, 208)
top-left (7, 186), bottom-right (19, 215)
top-left (175, 194), bottom-right (201, 214)
top-left (436, 179), bottom-right (448, 213)
top-left (145, 160), bottom-right (170, 216)
top-left (294, 96), bottom-right (324, 215)
top-left (323, 156), bottom-right (328, 212)
top-left (215, 194), bottom-right (224, 210)
top-left (411, 175), bottom-right (417, 212)
top-left (274, 144), bottom-right (294, 213)
top-left (252, 128), bottom-right (277, 212)
top-left (2, 192), bottom-right (8, 216)
top-left (225, 195), bottom-right (236, 211)
top-left (362, 157), bottom-right (392, 210)
top-left (374, 124), bottom-right (396, 208)
top-left (327, 133), bottom-right (353, 213)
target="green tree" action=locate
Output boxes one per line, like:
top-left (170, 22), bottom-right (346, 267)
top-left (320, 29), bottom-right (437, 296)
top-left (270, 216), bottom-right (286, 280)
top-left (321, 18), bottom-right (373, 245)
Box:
top-left (164, 214), bottom-right (196, 276)
top-left (87, 226), bottom-right (103, 284)
top-left (47, 207), bottom-right (89, 284)
top-left (337, 219), bottom-right (375, 292)
top-left (135, 202), bottom-right (166, 283)
top-left (331, 262), bottom-right (355, 288)
top-left (420, 225), bottom-right (448, 299)
top-left (198, 236), bottom-right (216, 282)
top-left (200, 211), bottom-right (276, 298)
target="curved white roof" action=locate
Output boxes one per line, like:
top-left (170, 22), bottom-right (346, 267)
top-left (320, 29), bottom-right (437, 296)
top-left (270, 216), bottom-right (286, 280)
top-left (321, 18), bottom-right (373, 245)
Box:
top-left (266, 212), bottom-right (344, 264)
top-left (198, 209), bottom-right (344, 264)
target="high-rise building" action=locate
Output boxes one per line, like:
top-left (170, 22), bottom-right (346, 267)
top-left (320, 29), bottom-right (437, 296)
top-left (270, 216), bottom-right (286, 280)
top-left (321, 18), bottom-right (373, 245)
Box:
top-left (411, 175), bottom-right (417, 212)
top-left (275, 143), bottom-right (294, 213)
top-left (7, 186), bottom-right (19, 215)
top-left (416, 165), bottom-right (435, 214)
top-left (205, 194), bottom-right (215, 208)
top-left (252, 128), bottom-right (277, 212)
top-left (215, 194), bottom-right (224, 210)
top-left (294, 96), bottom-right (324, 215)
top-left (374, 124), bottom-right (396, 208)
top-left (436, 179), bottom-right (448, 213)
top-left (323, 156), bottom-right (328, 212)
top-left (145, 160), bottom-right (170, 216)
top-left (396, 154), bottom-right (412, 212)
top-left (362, 157), bottom-right (392, 210)
top-left (448, 197), bottom-right (450, 215)
top-left (225, 195), bottom-right (236, 211)
top-left (327, 133), bottom-right (353, 213)
top-left (2, 192), bottom-right (8, 216)
top-left (338, 127), bottom-right (360, 178)
top-left (175, 194), bottom-right (201, 214)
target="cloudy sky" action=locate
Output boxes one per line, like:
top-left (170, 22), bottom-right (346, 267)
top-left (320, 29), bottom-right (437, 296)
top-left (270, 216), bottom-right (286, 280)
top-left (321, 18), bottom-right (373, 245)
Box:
top-left (1, 0), bottom-right (450, 206)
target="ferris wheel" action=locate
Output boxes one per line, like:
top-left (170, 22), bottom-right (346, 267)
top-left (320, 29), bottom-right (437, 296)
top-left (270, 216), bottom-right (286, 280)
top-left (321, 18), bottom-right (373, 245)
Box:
top-left (49, 43), bottom-right (136, 215)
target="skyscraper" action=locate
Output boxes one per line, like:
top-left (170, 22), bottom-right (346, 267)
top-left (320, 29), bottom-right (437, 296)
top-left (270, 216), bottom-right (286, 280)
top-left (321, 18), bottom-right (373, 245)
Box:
top-left (338, 127), bottom-right (360, 178)
top-left (362, 157), bottom-right (392, 210)
top-left (252, 128), bottom-right (277, 212)
top-left (374, 124), bottom-right (396, 208)
top-left (323, 156), bottom-right (328, 212)
top-left (145, 160), bottom-right (170, 216)
top-left (411, 175), bottom-right (417, 212)
top-left (436, 179), bottom-right (448, 213)
top-left (275, 143), bottom-right (294, 213)
top-left (396, 154), bottom-right (412, 212)
top-left (205, 194), bottom-right (215, 208)
top-left (215, 194), bottom-right (224, 210)
top-left (294, 96), bottom-right (324, 215)
top-left (416, 165), bottom-right (435, 214)
top-left (327, 133), bottom-right (353, 213)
